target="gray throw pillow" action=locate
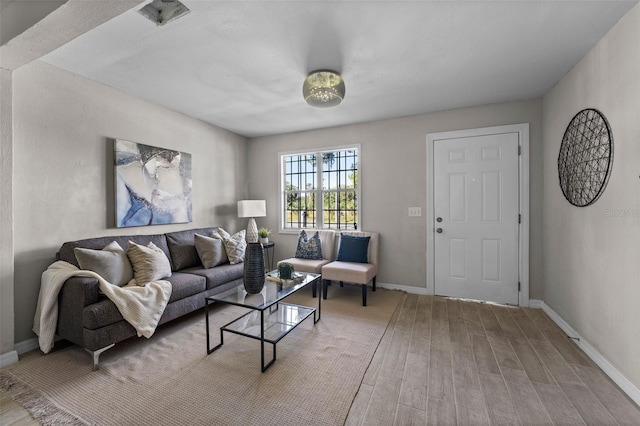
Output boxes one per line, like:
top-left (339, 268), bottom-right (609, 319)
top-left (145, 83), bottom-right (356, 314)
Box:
top-left (126, 241), bottom-right (172, 285)
top-left (166, 232), bottom-right (201, 271)
top-left (74, 241), bottom-right (133, 286)
top-left (195, 234), bottom-right (228, 268)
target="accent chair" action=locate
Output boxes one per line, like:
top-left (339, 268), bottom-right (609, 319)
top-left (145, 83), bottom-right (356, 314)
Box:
top-left (321, 231), bottom-right (379, 306)
top-left (277, 229), bottom-right (336, 297)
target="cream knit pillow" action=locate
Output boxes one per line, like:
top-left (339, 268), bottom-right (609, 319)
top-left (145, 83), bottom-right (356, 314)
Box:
top-left (126, 241), bottom-right (172, 285)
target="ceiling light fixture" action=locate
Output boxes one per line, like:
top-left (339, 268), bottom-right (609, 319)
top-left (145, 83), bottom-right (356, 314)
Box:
top-left (138, 0), bottom-right (190, 26)
top-left (303, 70), bottom-right (345, 108)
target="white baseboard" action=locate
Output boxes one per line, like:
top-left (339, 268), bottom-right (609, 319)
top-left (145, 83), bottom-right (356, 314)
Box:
top-left (0, 350), bottom-right (19, 368)
top-left (529, 299), bottom-right (544, 309)
top-left (0, 337), bottom-right (40, 367)
top-left (15, 337), bottom-right (39, 355)
top-left (376, 282), bottom-right (429, 295)
top-left (530, 299), bottom-right (640, 407)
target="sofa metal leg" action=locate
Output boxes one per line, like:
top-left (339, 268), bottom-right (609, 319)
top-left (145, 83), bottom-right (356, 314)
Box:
top-left (340, 281), bottom-right (344, 288)
top-left (372, 276), bottom-right (376, 292)
top-left (323, 279), bottom-right (329, 299)
top-left (85, 343), bottom-right (115, 371)
top-left (312, 281), bottom-right (317, 298)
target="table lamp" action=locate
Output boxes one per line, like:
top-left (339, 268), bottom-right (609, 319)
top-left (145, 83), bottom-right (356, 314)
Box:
top-left (237, 200), bottom-right (266, 243)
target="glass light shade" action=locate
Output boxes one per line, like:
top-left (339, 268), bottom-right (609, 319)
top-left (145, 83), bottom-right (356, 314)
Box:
top-left (138, 0), bottom-right (190, 26)
top-left (303, 71), bottom-right (345, 108)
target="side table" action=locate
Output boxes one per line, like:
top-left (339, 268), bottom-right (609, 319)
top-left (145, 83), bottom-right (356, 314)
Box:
top-left (262, 242), bottom-right (275, 272)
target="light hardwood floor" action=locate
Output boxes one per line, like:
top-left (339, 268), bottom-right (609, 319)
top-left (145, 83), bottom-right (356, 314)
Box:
top-left (345, 293), bottom-right (640, 425)
top-left (2, 293), bottom-right (639, 425)
top-left (0, 393), bottom-right (38, 426)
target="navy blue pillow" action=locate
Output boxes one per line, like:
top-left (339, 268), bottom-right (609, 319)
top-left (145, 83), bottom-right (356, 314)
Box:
top-left (337, 234), bottom-right (370, 263)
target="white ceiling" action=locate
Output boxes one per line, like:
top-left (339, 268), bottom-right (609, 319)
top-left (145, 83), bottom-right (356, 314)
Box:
top-left (40, 1), bottom-right (636, 138)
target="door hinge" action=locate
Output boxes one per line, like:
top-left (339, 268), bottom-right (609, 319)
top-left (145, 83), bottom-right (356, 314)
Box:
top-left (518, 214), bottom-right (521, 224)
top-left (518, 282), bottom-right (521, 292)
top-left (518, 145), bottom-right (522, 155)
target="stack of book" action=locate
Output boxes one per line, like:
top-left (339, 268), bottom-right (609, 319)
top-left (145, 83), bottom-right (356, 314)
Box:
top-left (266, 271), bottom-right (304, 286)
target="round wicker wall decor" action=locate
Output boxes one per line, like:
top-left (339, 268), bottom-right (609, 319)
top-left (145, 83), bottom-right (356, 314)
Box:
top-left (557, 108), bottom-right (613, 207)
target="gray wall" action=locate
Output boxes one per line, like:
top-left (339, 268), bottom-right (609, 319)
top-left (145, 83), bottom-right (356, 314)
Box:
top-left (247, 98), bottom-right (543, 296)
top-left (1, 68), bottom-right (15, 357)
top-left (542, 4), bottom-right (640, 390)
top-left (10, 60), bottom-right (248, 343)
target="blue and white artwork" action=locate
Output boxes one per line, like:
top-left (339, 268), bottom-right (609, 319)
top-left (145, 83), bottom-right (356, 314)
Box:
top-left (115, 139), bottom-right (192, 227)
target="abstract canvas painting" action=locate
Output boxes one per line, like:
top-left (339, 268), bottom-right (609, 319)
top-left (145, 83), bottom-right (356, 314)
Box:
top-left (115, 139), bottom-right (192, 227)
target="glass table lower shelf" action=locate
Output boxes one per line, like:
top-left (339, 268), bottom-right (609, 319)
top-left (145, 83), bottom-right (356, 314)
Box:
top-left (205, 273), bottom-right (321, 372)
top-left (223, 303), bottom-right (315, 344)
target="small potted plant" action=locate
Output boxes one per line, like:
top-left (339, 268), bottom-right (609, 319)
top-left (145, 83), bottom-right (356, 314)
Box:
top-left (258, 227), bottom-right (271, 244)
top-left (278, 262), bottom-right (294, 280)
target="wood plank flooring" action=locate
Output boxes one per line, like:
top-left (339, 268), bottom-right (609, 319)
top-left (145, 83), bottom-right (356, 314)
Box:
top-left (345, 294), bottom-right (640, 425)
top-left (2, 293), bottom-right (639, 425)
top-left (0, 393), bottom-right (38, 426)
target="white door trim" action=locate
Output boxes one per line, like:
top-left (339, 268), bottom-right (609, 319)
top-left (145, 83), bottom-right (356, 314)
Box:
top-left (426, 123), bottom-right (530, 307)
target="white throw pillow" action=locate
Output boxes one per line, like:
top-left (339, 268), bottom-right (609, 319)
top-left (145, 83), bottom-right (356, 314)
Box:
top-left (126, 241), bottom-right (172, 285)
top-left (210, 227), bottom-right (231, 241)
top-left (74, 241), bottom-right (133, 286)
top-left (212, 228), bottom-right (246, 264)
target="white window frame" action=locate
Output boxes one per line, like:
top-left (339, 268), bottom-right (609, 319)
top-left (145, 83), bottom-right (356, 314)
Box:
top-left (278, 144), bottom-right (361, 234)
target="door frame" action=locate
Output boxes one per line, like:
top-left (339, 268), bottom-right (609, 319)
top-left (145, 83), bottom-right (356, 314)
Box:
top-left (426, 123), bottom-right (530, 307)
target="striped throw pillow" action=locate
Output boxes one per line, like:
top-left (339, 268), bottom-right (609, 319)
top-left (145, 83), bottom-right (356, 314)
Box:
top-left (126, 241), bottom-right (172, 285)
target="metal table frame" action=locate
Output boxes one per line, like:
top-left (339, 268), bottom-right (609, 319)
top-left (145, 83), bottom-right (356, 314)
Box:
top-left (205, 273), bottom-right (321, 372)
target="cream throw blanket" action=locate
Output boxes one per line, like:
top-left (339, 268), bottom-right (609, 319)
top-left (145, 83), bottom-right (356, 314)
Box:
top-left (33, 261), bottom-right (172, 354)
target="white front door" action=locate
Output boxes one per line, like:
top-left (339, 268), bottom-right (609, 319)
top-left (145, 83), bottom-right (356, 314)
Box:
top-left (433, 131), bottom-right (520, 304)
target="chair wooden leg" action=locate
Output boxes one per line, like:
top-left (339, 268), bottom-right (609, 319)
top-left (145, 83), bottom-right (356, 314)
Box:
top-left (372, 276), bottom-right (376, 292)
top-left (312, 281), bottom-right (317, 298)
top-left (340, 281), bottom-right (344, 287)
top-left (323, 279), bottom-right (329, 299)
top-left (362, 284), bottom-right (367, 306)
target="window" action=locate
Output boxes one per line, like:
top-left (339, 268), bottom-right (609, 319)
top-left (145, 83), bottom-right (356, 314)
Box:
top-left (281, 146), bottom-right (359, 231)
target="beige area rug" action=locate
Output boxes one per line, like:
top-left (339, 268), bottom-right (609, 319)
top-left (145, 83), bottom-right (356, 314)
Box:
top-left (1, 286), bottom-right (403, 425)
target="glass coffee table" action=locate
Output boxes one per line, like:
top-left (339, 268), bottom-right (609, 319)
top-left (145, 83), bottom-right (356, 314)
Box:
top-left (205, 271), bottom-right (321, 372)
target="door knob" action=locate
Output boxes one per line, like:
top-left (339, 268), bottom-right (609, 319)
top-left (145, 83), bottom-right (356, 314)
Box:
top-left (436, 228), bottom-right (443, 233)
top-left (436, 217), bottom-right (443, 222)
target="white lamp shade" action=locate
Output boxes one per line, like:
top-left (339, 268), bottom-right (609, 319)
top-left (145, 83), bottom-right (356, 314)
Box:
top-left (237, 200), bottom-right (266, 218)
top-left (238, 200), bottom-right (266, 243)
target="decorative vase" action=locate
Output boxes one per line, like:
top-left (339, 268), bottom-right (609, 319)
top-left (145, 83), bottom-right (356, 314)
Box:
top-left (244, 242), bottom-right (265, 294)
top-left (259, 237), bottom-right (269, 244)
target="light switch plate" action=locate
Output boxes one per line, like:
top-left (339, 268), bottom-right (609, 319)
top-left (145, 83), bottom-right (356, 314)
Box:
top-left (408, 207), bottom-right (422, 217)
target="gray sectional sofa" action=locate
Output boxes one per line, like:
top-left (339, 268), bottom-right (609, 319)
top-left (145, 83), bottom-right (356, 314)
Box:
top-left (55, 227), bottom-right (244, 369)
